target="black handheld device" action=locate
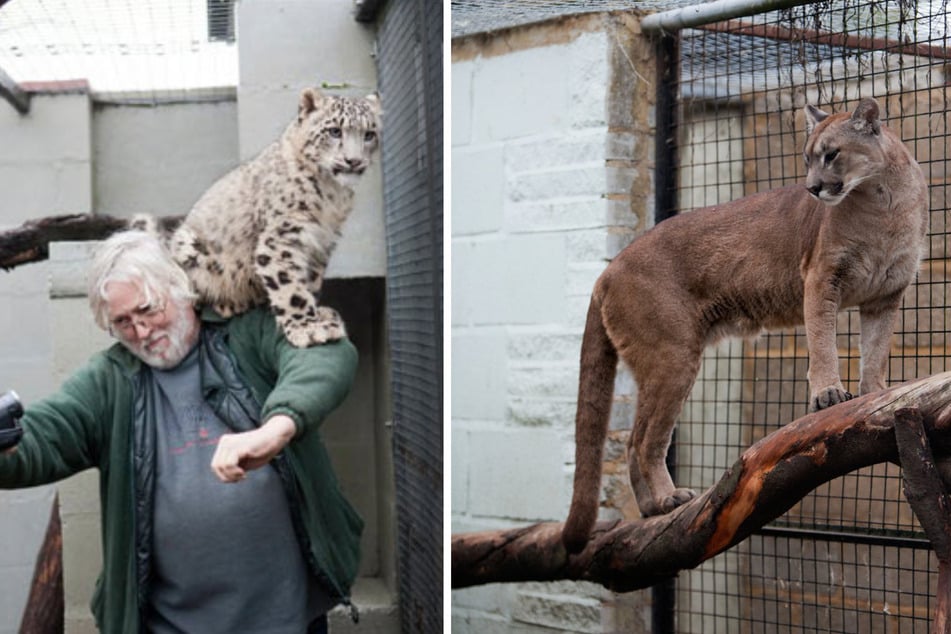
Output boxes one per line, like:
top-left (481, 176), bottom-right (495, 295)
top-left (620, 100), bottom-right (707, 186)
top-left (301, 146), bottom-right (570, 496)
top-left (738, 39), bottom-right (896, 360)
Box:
top-left (0, 391), bottom-right (23, 451)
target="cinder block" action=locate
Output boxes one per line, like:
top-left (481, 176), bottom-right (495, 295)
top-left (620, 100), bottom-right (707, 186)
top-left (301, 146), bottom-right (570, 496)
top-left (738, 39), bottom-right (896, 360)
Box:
top-left (327, 577), bottom-right (399, 633)
top-left (506, 397), bottom-right (576, 428)
top-left (453, 146), bottom-right (505, 236)
top-left (0, 487), bottom-right (55, 567)
top-left (0, 163), bottom-right (90, 221)
top-left (512, 590), bottom-right (602, 633)
top-left (506, 197), bottom-right (606, 234)
top-left (508, 164), bottom-right (605, 202)
top-left (468, 427), bottom-right (567, 520)
top-left (0, 266), bottom-right (54, 361)
top-left (452, 331), bottom-right (507, 420)
top-left (567, 32), bottom-right (610, 129)
top-left (606, 227), bottom-right (638, 259)
top-left (507, 363), bottom-right (578, 399)
top-left (471, 32), bottom-right (607, 141)
top-left (471, 45), bottom-right (572, 141)
top-left (606, 164), bottom-right (638, 195)
top-left (451, 427), bottom-right (470, 513)
top-left (0, 563), bottom-right (33, 634)
top-left (452, 61), bottom-right (474, 147)
top-left (606, 131), bottom-right (638, 160)
top-left (451, 235), bottom-right (565, 326)
top-left (505, 129), bottom-right (607, 171)
top-left (507, 329), bottom-right (583, 363)
top-left (451, 583), bottom-right (513, 615)
top-left (565, 231), bottom-right (613, 265)
top-left (0, 93), bottom-right (91, 162)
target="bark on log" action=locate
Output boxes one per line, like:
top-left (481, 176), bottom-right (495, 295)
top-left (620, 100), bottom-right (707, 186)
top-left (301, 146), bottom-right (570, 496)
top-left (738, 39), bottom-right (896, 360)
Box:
top-left (452, 371), bottom-right (951, 592)
top-left (894, 407), bottom-right (951, 634)
top-left (18, 495), bottom-right (62, 634)
top-left (0, 213), bottom-right (184, 270)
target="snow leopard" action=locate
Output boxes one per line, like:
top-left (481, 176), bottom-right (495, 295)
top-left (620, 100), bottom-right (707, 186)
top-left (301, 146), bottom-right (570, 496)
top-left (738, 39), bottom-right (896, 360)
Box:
top-left (140, 87), bottom-right (382, 347)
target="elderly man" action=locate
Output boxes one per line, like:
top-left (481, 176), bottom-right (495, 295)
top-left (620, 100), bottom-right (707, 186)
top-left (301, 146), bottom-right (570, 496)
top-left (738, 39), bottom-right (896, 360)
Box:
top-left (0, 231), bottom-right (361, 634)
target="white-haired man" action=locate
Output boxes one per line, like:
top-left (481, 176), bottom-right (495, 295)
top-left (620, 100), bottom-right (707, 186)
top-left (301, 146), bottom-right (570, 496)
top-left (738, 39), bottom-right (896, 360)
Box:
top-left (0, 231), bottom-right (361, 634)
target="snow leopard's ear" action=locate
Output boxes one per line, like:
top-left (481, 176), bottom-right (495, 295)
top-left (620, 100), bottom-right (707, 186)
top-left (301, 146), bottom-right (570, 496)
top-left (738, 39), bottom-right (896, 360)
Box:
top-left (298, 88), bottom-right (325, 120)
top-left (365, 92), bottom-right (382, 116)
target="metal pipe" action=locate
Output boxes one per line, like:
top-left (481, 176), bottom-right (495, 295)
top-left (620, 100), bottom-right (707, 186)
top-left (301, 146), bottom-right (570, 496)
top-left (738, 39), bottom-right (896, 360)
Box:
top-left (640, 0), bottom-right (817, 33)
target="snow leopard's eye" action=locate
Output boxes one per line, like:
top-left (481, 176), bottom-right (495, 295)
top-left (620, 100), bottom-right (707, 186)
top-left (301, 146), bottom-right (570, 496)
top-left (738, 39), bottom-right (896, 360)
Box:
top-left (364, 131), bottom-right (377, 143)
top-left (327, 127), bottom-right (342, 139)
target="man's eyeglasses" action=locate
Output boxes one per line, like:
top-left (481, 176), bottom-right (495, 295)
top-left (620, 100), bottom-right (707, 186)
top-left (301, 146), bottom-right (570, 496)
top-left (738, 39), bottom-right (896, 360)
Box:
top-left (109, 301), bottom-right (166, 337)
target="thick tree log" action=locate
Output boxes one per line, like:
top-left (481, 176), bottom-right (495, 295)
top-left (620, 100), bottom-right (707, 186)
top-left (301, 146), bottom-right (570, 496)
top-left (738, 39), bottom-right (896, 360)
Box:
top-left (894, 407), bottom-right (951, 634)
top-left (18, 495), bottom-right (62, 634)
top-left (452, 371), bottom-right (951, 591)
top-left (0, 213), bottom-right (184, 270)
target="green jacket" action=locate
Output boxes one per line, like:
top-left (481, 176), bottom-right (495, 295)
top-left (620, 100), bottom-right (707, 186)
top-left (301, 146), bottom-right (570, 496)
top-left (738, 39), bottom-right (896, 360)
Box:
top-left (0, 308), bottom-right (362, 632)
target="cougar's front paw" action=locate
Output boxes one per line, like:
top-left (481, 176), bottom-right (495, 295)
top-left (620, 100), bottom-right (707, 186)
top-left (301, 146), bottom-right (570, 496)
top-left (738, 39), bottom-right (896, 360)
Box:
top-left (639, 487), bottom-right (697, 517)
top-left (810, 386), bottom-right (853, 412)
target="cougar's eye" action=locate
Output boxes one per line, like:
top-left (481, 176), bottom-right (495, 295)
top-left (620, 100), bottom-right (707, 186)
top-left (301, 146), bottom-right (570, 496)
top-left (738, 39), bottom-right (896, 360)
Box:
top-left (364, 130), bottom-right (377, 143)
top-left (824, 149), bottom-right (839, 164)
top-left (327, 127), bottom-right (342, 139)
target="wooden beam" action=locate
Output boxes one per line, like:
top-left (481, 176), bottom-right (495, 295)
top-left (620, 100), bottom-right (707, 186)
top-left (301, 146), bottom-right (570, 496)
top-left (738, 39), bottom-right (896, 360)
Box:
top-left (18, 494), bottom-right (63, 633)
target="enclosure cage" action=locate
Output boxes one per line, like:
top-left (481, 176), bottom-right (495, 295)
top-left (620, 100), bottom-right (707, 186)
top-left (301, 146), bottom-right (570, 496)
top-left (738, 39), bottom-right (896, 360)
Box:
top-left (666, 1), bottom-right (951, 632)
top-left (451, 0), bottom-right (951, 630)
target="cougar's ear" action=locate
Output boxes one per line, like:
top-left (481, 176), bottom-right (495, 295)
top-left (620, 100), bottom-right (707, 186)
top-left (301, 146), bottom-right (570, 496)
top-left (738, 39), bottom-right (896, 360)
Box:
top-left (804, 104), bottom-right (829, 135)
top-left (851, 97), bottom-right (881, 135)
top-left (298, 88), bottom-right (324, 120)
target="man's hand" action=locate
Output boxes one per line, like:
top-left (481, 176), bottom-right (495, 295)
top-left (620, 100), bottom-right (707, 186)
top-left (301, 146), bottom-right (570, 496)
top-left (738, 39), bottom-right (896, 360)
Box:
top-left (210, 414), bottom-right (297, 483)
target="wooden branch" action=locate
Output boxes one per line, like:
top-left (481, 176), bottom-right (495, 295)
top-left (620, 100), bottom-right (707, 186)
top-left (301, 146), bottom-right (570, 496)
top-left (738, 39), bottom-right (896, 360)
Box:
top-left (452, 371), bottom-right (951, 591)
top-left (18, 494), bottom-right (63, 634)
top-left (0, 213), bottom-right (184, 270)
top-left (894, 407), bottom-right (951, 634)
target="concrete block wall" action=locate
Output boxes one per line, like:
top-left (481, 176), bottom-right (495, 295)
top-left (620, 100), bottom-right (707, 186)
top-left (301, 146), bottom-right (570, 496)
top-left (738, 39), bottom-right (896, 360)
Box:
top-left (451, 13), bottom-right (655, 631)
top-left (0, 86), bottom-right (92, 634)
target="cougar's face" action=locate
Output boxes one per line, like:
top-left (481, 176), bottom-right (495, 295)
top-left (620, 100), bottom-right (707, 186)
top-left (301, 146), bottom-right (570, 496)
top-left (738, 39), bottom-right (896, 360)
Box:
top-left (802, 101), bottom-right (885, 206)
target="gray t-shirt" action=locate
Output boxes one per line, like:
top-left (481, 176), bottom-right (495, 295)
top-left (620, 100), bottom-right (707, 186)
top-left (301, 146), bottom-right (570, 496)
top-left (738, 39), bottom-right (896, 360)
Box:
top-left (145, 345), bottom-right (330, 634)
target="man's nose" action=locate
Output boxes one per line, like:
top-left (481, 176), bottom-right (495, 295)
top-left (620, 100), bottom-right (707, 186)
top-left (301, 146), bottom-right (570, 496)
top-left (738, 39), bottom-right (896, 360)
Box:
top-left (132, 320), bottom-right (153, 338)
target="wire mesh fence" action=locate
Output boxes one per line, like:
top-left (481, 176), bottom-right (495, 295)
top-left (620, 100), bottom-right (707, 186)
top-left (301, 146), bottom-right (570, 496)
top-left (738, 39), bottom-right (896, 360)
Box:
top-left (672, 1), bottom-right (950, 631)
top-left (453, 0), bottom-right (951, 630)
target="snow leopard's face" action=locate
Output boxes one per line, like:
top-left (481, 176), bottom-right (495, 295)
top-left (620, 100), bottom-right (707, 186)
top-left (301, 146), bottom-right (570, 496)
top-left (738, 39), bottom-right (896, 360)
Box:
top-left (296, 89), bottom-right (382, 188)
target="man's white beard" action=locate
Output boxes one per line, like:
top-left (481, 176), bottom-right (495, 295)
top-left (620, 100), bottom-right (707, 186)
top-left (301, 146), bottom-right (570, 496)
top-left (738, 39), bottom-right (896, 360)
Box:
top-left (122, 308), bottom-right (198, 369)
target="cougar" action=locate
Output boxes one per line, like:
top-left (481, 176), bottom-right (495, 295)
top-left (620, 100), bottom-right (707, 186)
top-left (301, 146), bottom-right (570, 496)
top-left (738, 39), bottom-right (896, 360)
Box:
top-left (562, 98), bottom-right (929, 553)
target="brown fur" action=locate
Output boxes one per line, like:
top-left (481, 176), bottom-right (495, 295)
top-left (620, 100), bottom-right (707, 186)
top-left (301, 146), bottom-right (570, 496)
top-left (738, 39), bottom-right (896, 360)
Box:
top-left (561, 98), bottom-right (929, 553)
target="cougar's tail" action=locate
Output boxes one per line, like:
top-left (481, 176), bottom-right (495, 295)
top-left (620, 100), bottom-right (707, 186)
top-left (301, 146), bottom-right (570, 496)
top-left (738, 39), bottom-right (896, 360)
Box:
top-left (562, 292), bottom-right (618, 554)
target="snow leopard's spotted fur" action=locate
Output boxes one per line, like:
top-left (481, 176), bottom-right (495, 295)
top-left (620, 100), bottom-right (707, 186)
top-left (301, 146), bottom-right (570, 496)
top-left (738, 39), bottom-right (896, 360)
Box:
top-left (138, 88), bottom-right (381, 347)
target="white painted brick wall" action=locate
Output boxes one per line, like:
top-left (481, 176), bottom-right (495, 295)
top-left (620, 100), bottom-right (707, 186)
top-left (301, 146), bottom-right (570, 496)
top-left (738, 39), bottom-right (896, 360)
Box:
top-left (452, 14), bottom-right (652, 632)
